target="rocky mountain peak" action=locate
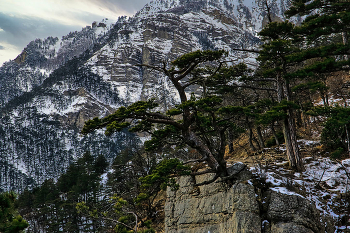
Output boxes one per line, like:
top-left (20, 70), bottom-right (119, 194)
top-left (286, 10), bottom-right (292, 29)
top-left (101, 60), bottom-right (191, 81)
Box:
top-left (136, 0), bottom-right (289, 35)
top-left (137, 0), bottom-right (233, 15)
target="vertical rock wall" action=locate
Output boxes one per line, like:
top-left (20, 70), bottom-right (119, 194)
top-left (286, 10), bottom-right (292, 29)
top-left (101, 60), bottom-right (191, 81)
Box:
top-left (165, 167), bottom-right (261, 233)
top-left (164, 164), bottom-right (333, 233)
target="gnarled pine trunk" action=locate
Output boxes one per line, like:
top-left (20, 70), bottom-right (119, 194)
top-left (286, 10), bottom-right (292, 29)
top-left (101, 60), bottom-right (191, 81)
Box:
top-left (184, 130), bottom-right (228, 177)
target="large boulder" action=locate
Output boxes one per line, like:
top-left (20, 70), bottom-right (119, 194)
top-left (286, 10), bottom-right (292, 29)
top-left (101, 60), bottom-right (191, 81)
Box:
top-left (164, 163), bottom-right (333, 233)
top-left (165, 175), bottom-right (261, 232)
top-left (265, 191), bottom-right (325, 233)
top-left (165, 164), bottom-right (260, 233)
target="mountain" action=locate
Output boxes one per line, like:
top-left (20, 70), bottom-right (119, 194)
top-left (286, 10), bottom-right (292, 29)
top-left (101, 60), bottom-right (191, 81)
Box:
top-left (0, 0), bottom-right (288, 192)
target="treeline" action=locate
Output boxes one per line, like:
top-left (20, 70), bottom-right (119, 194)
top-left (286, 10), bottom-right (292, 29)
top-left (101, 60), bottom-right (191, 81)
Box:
top-left (16, 152), bottom-right (108, 232)
top-left (11, 148), bottom-right (187, 233)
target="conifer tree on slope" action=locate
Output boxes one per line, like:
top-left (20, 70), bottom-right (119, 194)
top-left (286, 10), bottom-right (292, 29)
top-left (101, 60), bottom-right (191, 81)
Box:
top-left (285, 0), bottom-right (350, 155)
top-left (251, 0), bottom-right (350, 170)
top-left (286, 0), bottom-right (350, 46)
top-left (284, 0), bottom-right (350, 79)
top-left (255, 21), bottom-right (304, 171)
top-left (0, 192), bottom-right (28, 233)
top-left (82, 50), bottom-right (250, 185)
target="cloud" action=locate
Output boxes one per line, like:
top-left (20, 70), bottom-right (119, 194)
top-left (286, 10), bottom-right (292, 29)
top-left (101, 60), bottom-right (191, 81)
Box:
top-left (0, 12), bottom-right (90, 66)
top-left (0, 13), bottom-right (81, 48)
top-left (0, 0), bottom-right (151, 49)
top-left (0, 0), bottom-right (149, 26)
top-left (0, 41), bottom-right (21, 65)
top-left (0, 0), bottom-right (151, 66)
top-left (88, 0), bottom-right (150, 14)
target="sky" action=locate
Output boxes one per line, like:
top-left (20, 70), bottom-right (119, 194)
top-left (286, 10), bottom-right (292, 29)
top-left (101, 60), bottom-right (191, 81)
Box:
top-left (0, 0), bottom-right (150, 66)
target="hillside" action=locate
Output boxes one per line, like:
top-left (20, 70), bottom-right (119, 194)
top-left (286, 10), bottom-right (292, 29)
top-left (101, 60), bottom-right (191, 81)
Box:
top-left (1, 0), bottom-right (350, 232)
top-left (0, 0), bottom-right (288, 192)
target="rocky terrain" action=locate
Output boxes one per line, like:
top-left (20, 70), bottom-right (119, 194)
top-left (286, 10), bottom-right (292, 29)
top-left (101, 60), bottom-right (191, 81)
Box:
top-left (2, 2), bottom-right (350, 232)
top-left (165, 140), bottom-right (350, 232)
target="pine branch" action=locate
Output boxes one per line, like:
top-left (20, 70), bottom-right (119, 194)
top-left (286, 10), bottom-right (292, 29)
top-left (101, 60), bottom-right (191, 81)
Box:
top-left (182, 62), bottom-right (224, 89)
top-left (173, 62), bottom-right (199, 81)
top-left (144, 112), bottom-right (174, 120)
top-left (231, 48), bottom-right (260, 53)
top-left (138, 116), bottom-right (183, 128)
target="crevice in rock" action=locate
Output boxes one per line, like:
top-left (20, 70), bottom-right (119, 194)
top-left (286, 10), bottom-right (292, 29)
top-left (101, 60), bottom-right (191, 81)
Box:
top-left (165, 162), bottom-right (335, 233)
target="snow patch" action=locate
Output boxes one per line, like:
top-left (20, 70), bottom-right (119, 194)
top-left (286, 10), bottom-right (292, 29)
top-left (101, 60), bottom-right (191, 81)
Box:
top-left (270, 187), bottom-right (306, 198)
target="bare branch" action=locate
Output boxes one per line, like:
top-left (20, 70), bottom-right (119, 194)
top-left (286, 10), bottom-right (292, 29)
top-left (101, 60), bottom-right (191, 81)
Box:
top-left (173, 63), bottom-right (199, 81)
top-left (231, 48), bottom-right (260, 53)
top-left (182, 78), bottom-right (203, 89)
top-left (212, 62), bottom-right (223, 76)
top-left (265, 0), bottom-right (273, 24)
top-left (182, 62), bottom-right (224, 89)
top-left (171, 65), bottom-right (193, 75)
top-left (162, 61), bottom-right (167, 71)
top-left (335, 159), bottom-right (350, 180)
top-left (126, 212), bottom-right (138, 232)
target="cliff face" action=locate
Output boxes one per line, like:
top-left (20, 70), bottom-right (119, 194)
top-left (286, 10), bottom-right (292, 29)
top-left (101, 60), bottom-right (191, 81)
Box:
top-left (165, 163), bottom-right (333, 233)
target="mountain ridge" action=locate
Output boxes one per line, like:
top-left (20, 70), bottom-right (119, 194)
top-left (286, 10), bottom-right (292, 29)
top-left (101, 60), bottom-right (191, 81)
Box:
top-left (0, 0), bottom-right (288, 192)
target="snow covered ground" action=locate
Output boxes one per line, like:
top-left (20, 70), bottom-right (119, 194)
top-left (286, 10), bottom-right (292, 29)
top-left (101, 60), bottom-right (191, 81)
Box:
top-left (249, 140), bottom-right (350, 232)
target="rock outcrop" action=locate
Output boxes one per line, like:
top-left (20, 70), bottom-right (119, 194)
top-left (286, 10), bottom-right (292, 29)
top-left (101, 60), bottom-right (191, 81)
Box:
top-left (165, 163), bottom-right (333, 233)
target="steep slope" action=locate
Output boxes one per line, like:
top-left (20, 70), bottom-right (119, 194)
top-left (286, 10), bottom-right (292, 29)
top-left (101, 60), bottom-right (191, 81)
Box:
top-left (87, 0), bottom-right (290, 106)
top-left (0, 0), bottom-right (288, 192)
top-left (0, 19), bottom-right (112, 108)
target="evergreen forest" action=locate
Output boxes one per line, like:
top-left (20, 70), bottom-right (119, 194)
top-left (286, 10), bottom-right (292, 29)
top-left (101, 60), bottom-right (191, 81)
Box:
top-left (1, 0), bottom-right (350, 232)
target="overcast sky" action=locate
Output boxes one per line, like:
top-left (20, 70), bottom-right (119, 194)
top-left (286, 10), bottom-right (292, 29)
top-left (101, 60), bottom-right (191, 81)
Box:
top-left (0, 0), bottom-right (150, 66)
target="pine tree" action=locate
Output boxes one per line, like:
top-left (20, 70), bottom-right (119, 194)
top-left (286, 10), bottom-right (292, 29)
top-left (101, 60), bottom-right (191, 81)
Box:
top-left (251, 0), bottom-right (350, 170)
top-left (0, 192), bottom-right (28, 233)
top-left (238, 21), bottom-right (304, 171)
top-left (82, 50), bottom-right (250, 185)
top-left (285, 0), bottom-right (350, 156)
top-left (286, 0), bottom-right (350, 46)
top-left (17, 152), bottom-right (109, 232)
top-left (284, 0), bottom-right (350, 77)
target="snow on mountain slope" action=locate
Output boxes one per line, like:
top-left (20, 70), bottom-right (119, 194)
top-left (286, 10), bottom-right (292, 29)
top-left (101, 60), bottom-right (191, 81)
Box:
top-left (136, 0), bottom-right (289, 33)
top-left (87, 0), bottom-right (279, 106)
top-left (0, 0), bottom-right (289, 192)
top-left (249, 141), bottom-right (350, 231)
top-left (0, 19), bottom-right (112, 108)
